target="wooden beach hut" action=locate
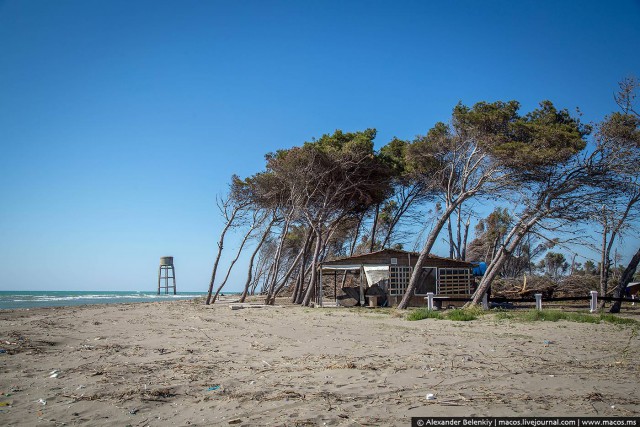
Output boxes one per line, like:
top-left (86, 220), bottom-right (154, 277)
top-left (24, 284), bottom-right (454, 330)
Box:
top-left (319, 249), bottom-right (474, 307)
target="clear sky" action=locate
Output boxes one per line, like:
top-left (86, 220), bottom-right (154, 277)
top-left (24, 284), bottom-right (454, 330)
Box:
top-left (1, 0), bottom-right (639, 292)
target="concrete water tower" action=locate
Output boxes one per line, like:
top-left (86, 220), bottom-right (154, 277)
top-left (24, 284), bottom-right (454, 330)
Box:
top-left (157, 256), bottom-right (176, 295)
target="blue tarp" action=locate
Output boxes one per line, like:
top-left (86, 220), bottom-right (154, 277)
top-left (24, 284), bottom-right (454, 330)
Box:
top-left (472, 262), bottom-right (487, 276)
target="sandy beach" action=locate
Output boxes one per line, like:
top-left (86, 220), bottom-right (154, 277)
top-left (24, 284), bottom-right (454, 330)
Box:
top-left (0, 300), bottom-right (638, 426)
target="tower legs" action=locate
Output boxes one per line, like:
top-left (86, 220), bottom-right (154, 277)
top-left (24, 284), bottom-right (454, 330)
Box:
top-left (158, 265), bottom-right (176, 295)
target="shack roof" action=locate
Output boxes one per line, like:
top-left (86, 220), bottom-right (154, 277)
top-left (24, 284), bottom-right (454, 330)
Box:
top-left (320, 248), bottom-right (473, 268)
top-left (627, 282), bottom-right (640, 291)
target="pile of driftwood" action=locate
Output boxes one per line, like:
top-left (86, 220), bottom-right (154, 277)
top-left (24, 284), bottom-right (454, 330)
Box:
top-left (491, 274), bottom-right (600, 299)
top-left (490, 276), bottom-right (555, 299)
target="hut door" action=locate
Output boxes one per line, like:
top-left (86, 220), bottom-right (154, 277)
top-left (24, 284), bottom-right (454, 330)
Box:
top-left (415, 267), bottom-right (437, 295)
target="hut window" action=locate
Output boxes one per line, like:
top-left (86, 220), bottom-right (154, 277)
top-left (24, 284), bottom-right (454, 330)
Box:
top-left (415, 267), bottom-right (437, 295)
top-left (389, 266), bottom-right (411, 296)
top-left (437, 268), bottom-right (472, 295)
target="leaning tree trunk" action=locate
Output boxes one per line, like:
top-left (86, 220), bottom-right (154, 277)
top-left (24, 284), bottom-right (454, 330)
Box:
top-left (266, 231), bottom-right (311, 305)
top-left (295, 264), bottom-right (314, 304)
top-left (206, 204), bottom-right (243, 305)
top-left (291, 262), bottom-right (304, 303)
top-left (468, 213), bottom-right (541, 306)
top-left (291, 232), bottom-right (314, 302)
top-left (609, 248), bottom-right (640, 313)
top-left (291, 268), bottom-right (302, 303)
top-left (380, 185), bottom-right (422, 250)
top-left (267, 251), bottom-right (304, 304)
top-left (342, 214), bottom-right (363, 287)
top-left (397, 201), bottom-right (459, 309)
top-left (302, 230), bottom-right (323, 306)
top-left (240, 218), bottom-right (275, 302)
top-left (265, 217), bottom-right (291, 300)
top-left (210, 216), bottom-right (260, 305)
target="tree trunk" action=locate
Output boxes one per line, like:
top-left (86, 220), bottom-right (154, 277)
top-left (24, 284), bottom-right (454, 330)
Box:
top-left (240, 217), bottom-right (275, 303)
top-left (266, 230), bottom-right (312, 304)
top-left (369, 204), bottom-right (380, 253)
top-left (447, 216), bottom-right (455, 259)
top-left (267, 251), bottom-right (303, 304)
top-left (249, 261), bottom-right (266, 296)
top-left (206, 204), bottom-right (242, 305)
top-left (609, 248), bottom-right (640, 313)
top-left (292, 230), bottom-right (314, 302)
top-left (265, 216), bottom-right (291, 300)
top-left (210, 215), bottom-right (260, 305)
top-left (380, 184), bottom-right (423, 249)
top-left (468, 214), bottom-right (541, 306)
top-left (343, 213), bottom-right (364, 287)
top-left (302, 230), bottom-right (323, 306)
top-left (455, 207), bottom-right (463, 260)
top-left (599, 193), bottom-right (639, 306)
top-left (291, 265), bottom-right (303, 303)
top-left (461, 214), bottom-right (471, 261)
top-left (295, 265), bottom-right (313, 304)
top-left (397, 201), bottom-right (460, 309)
top-left (600, 215), bottom-right (610, 305)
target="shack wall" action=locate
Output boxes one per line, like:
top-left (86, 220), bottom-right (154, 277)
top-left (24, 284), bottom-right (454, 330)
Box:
top-left (321, 250), bottom-right (475, 308)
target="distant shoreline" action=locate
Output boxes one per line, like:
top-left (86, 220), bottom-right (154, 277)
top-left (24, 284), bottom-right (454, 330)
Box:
top-left (0, 290), bottom-right (235, 310)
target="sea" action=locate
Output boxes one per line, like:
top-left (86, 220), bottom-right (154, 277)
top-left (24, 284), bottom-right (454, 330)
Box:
top-left (0, 291), bottom-right (213, 310)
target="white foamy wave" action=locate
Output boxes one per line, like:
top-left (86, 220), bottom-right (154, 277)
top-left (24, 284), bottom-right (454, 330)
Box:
top-left (1, 291), bottom-right (209, 309)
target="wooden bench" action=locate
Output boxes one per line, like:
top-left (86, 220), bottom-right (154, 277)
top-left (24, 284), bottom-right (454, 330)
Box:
top-left (423, 295), bottom-right (469, 309)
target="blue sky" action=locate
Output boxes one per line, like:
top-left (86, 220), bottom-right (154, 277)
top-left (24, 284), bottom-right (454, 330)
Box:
top-left (1, 0), bottom-right (639, 291)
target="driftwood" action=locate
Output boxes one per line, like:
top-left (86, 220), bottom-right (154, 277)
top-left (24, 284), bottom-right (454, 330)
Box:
top-left (491, 276), bottom-right (555, 299)
top-left (491, 275), bottom-right (601, 300)
top-left (229, 303), bottom-right (281, 310)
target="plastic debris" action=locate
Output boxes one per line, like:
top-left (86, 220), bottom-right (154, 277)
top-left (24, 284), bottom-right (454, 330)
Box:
top-left (426, 393), bottom-right (436, 400)
top-left (0, 349), bottom-right (6, 354)
top-left (207, 385), bottom-right (221, 391)
top-left (37, 398), bottom-right (47, 405)
top-left (49, 370), bottom-right (59, 378)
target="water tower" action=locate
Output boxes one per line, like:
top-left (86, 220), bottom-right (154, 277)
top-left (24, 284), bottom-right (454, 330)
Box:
top-left (157, 256), bottom-right (176, 295)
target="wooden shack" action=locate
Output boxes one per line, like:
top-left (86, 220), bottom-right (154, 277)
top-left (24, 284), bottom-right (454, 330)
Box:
top-left (319, 249), bottom-right (474, 307)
